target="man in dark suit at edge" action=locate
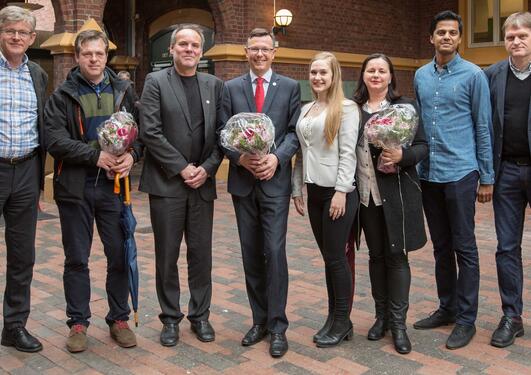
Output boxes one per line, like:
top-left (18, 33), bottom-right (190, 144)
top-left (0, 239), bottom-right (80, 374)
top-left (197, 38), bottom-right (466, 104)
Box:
top-left (219, 27), bottom-right (301, 358)
top-left (139, 24), bottom-right (224, 347)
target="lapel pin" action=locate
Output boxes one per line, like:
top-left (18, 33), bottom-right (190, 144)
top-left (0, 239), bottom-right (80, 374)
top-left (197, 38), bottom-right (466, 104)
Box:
top-left (206, 100), bottom-right (210, 104)
top-left (272, 82), bottom-right (277, 86)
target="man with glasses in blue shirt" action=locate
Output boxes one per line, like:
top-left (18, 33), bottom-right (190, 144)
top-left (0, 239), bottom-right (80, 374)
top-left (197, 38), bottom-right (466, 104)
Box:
top-left (0, 5), bottom-right (47, 353)
top-left (413, 10), bottom-right (494, 350)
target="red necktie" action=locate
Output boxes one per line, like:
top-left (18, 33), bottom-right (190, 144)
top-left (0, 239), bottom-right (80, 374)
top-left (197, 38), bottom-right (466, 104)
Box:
top-left (255, 77), bottom-right (264, 113)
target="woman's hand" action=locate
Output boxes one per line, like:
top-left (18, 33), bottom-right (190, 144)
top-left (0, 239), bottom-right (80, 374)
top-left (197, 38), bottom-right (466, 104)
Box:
top-left (381, 147), bottom-right (403, 165)
top-left (293, 196), bottom-right (305, 216)
top-left (329, 191), bottom-right (346, 220)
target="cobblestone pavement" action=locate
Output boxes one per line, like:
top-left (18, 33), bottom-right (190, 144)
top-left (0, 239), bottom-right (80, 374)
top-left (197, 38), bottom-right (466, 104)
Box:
top-left (1, 166), bottom-right (530, 374)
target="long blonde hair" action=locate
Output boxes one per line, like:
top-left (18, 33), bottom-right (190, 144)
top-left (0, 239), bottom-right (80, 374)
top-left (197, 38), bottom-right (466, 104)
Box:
top-left (310, 52), bottom-right (345, 145)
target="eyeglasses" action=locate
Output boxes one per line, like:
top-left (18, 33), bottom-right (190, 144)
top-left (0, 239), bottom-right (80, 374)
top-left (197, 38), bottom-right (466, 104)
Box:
top-left (1, 29), bottom-right (33, 39)
top-left (246, 47), bottom-right (275, 55)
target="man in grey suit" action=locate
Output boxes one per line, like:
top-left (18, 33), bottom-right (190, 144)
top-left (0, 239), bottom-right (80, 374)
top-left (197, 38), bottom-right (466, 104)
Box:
top-left (139, 24), bottom-right (224, 346)
top-left (485, 11), bottom-right (531, 349)
top-left (220, 28), bottom-right (301, 358)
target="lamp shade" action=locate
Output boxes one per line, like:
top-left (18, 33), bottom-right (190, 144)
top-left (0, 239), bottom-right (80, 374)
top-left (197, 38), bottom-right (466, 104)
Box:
top-left (275, 9), bottom-right (293, 27)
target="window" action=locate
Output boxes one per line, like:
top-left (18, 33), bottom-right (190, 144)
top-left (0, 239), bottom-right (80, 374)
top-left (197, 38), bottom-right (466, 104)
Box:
top-left (469, 0), bottom-right (524, 46)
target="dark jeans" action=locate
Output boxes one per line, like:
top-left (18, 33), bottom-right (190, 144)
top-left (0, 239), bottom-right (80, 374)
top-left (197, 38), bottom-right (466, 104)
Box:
top-left (150, 190), bottom-right (213, 324)
top-left (493, 161), bottom-right (531, 318)
top-left (232, 186), bottom-right (290, 334)
top-left (57, 178), bottom-right (130, 328)
top-left (0, 156), bottom-right (39, 329)
top-left (421, 171), bottom-right (479, 326)
top-left (307, 184), bottom-right (357, 322)
top-left (360, 198), bottom-right (410, 330)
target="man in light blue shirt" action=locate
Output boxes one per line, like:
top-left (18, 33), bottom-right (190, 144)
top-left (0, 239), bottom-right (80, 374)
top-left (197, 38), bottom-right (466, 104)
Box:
top-left (413, 10), bottom-right (494, 350)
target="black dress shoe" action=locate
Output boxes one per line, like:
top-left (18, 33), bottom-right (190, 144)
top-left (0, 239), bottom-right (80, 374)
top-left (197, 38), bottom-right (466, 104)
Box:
top-left (391, 329), bottom-right (411, 354)
top-left (413, 309), bottom-right (456, 330)
top-left (367, 318), bottom-right (388, 341)
top-left (446, 323), bottom-right (476, 349)
top-left (490, 316), bottom-right (524, 348)
top-left (191, 320), bottom-right (215, 342)
top-left (1, 327), bottom-right (43, 353)
top-left (315, 320), bottom-right (353, 348)
top-left (241, 325), bottom-right (267, 346)
top-left (269, 333), bottom-right (288, 358)
top-left (160, 323), bottom-right (179, 347)
top-left (313, 315), bottom-right (333, 343)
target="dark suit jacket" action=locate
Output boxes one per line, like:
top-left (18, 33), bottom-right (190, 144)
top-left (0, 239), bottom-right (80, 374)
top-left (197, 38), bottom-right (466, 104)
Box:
top-left (28, 61), bottom-right (48, 189)
top-left (139, 67), bottom-right (224, 200)
top-left (485, 59), bottom-right (531, 180)
top-left (220, 71), bottom-right (301, 197)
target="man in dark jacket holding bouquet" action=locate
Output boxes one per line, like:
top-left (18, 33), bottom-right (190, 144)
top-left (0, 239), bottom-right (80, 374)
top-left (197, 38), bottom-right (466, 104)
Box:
top-left (44, 30), bottom-right (142, 353)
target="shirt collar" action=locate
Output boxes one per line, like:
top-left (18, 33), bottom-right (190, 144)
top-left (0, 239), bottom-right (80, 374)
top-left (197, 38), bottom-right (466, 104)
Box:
top-left (509, 57), bottom-right (531, 74)
top-left (250, 69), bottom-right (273, 83)
top-left (0, 49), bottom-right (29, 70)
top-left (432, 53), bottom-right (461, 74)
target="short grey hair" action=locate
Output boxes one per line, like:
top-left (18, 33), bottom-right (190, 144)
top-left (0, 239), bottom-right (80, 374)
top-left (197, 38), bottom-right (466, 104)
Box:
top-left (0, 5), bottom-right (36, 31)
top-left (502, 12), bottom-right (531, 34)
top-left (170, 24), bottom-right (205, 48)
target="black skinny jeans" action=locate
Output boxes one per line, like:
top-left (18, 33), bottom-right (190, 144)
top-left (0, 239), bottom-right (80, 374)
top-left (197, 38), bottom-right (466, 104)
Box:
top-left (307, 184), bottom-right (357, 321)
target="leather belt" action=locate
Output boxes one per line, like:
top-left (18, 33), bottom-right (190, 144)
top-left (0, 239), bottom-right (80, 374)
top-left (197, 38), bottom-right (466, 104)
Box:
top-left (0, 149), bottom-right (38, 165)
top-left (503, 156), bottom-right (531, 166)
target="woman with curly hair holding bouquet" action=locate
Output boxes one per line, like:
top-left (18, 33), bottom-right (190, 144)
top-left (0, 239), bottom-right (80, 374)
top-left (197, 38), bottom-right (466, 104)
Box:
top-left (292, 52), bottom-right (359, 348)
top-left (352, 53), bottom-right (428, 354)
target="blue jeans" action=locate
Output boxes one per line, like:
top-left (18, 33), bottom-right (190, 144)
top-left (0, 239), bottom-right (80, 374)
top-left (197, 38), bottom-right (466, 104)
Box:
top-left (421, 171), bottom-right (480, 326)
top-left (493, 161), bottom-right (531, 318)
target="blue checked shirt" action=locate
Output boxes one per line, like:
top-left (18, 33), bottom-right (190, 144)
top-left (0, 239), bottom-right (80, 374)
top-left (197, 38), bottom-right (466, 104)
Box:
top-left (414, 54), bottom-right (494, 184)
top-left (0, 51), bottom-right (39, 158)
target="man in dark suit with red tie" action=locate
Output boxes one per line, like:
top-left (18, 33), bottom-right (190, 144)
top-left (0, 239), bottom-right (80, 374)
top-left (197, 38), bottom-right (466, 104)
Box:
top-left (219, 28), bottom-right (301, 358)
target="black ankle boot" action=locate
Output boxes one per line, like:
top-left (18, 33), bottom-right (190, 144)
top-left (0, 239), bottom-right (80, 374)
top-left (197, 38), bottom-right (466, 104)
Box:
top-left (315, 320), bottom-right (353, 348)
top-left (367, 318), bottom-right (388, 340)
top-left (391, 328), bottom-right (411, 354)
top-left (313, 314), bottom-right (333, 343)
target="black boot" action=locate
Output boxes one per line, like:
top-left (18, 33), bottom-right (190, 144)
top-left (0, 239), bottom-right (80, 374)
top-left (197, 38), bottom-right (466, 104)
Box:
top-left (314, 267), bottom-right (335, 342)
top-left (368, 257), bottom-right (388, 340)
top-left (315, 319), bottom-right (353, 348)
top-left (387, 254), bottom-right (411, 354)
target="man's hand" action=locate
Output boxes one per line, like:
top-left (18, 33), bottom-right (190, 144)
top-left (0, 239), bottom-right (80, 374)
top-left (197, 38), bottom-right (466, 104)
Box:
top-left (477, 184), bottom-right (493, 203)
top-left (381, 148), bottom-right (403, 165)
top-left (239, 154), bottom-right (261, 176)
top-left (97, 151), bottom-right (117, 171)
top-left (293, 196), bottom-right (305, 216)
top-left (329, 191), bottom-right (346, 220)
top-left (255, 154), bottom-right (279, 181)
top-left (111, 152), bottom-right (134, 178)
top-left (180, 164), bottom-right (197, 180)
top-left (184, 166), bottom-right (208, 189)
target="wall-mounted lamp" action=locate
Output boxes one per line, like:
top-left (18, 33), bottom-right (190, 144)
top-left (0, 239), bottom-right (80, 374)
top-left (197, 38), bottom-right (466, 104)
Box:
top-left (272, 9), bottom-right (293, 36)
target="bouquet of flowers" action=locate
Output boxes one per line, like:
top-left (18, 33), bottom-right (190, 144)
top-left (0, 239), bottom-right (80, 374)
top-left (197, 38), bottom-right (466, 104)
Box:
top-left (220, 113), bottom-right (275, 156)
top-left (97, 110), bottom-right (138, 156)
top-left (364, 104), bottom-right (419, 173)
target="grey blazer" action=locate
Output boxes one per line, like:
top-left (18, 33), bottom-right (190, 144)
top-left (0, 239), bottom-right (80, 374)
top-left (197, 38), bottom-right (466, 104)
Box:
top-left (292, 99), bottom-right (359, 197)
top-left (28, 61), bottom-right (48, 189)
top-left (485, 60), bottom-right (531, 181)
top-left (139, 67), bottom-right (224, 200)
top-left (220, 71), bottom-right (301, 197)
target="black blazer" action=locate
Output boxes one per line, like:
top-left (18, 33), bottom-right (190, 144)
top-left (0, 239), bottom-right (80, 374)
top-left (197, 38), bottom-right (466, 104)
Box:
top-left (139, 67), bottom-right (224, 200)
top-left (28, 61), bottom-right (48, 189)
top-left (358, 97), bottom-right (428, 253)
top-left (485, 59), bottom-right (531, 181)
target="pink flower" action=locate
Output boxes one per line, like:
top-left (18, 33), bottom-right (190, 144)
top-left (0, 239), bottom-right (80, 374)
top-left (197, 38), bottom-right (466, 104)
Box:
top-left (117, 128), bottom-right (128, 137)
top-left (243, 128), bottom-right (255, 140)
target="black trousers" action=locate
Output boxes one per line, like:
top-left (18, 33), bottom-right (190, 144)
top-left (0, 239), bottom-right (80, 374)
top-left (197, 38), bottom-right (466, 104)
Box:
top-left (421, 171), bottom-right (480, 326)
top-left (57, 178), bottom-right (130, 327)
top-left (150, 189), bottom-right (213, 324)
top-left (0, 156), bottom-right (39, 329)
top-left (307, 184), bottom-right (357, 321)
top-left (232, 186), bottom-right (290, 334)
top-left (360, 198), bottom-right (410, 329)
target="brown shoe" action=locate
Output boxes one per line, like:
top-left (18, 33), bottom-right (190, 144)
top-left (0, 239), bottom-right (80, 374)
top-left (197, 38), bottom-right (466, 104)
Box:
top-left (66, 324), bottom-right (87, 353)
top-left (110, 320), bottom-right (137, 348)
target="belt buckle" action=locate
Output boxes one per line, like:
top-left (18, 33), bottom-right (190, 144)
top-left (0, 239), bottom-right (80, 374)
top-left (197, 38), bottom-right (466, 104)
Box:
top-left (516, 160), bottom-right (529, 166)
top-left (9, 156), bottom-right (17, 165)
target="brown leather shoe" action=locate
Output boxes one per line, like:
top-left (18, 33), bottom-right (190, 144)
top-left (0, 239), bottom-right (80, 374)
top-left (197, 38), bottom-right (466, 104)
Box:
top-left (110, 321), bottom-right (137, 348)
top-left (66, 324), bottom-right (88, 353)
